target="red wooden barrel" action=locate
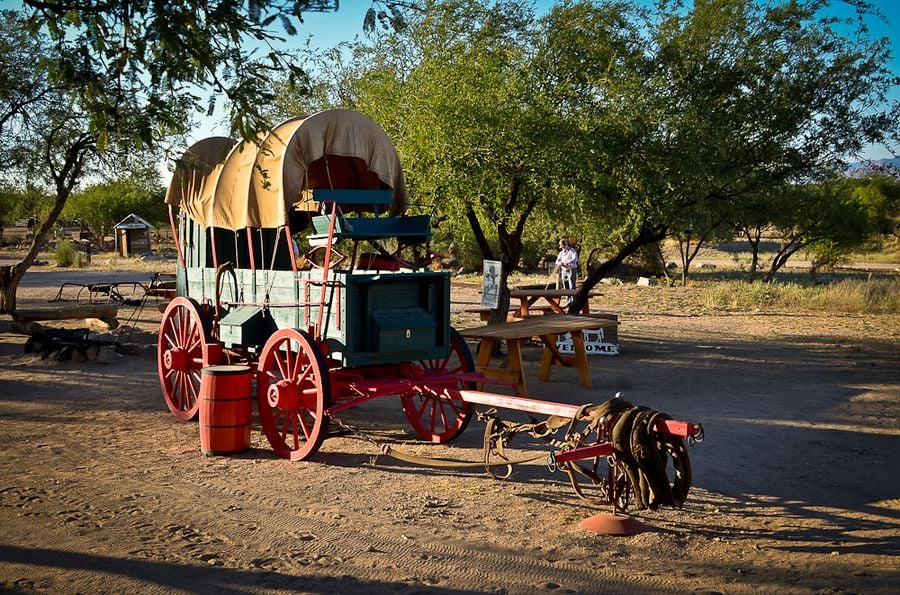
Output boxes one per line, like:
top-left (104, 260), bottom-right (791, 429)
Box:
top-left (199, 365), bottom-right (253, 455)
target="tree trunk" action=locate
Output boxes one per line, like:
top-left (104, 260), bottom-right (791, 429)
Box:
top-left (656, 242), bottom-right (672, 284)
top-left (0, 265), bottom-right (18, 314)
top-left (678, 236), bottom-right (693, 287)
top-left (1, 175), bottom-right (76, 314)
top-left (492, 264), bottom-right (511, 327)
top-left (569, 223), bottom-right (667, 313)
top-left (763, 239), bottom-right (803, 282)
top-left (466, 179), bottom-right (535, 326)
top-left (679, 234), bottom-right (707, 287)
top-left (0, 128), bottom-right (93, 315)
top-left (465, 203), bottom-right (505, 325)
top-left (741, 226), bottom-right (762, 282)
top-left (466, 203), bottom-right (494, 262)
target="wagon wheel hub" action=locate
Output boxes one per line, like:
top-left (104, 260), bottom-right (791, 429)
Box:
top-left (164, 347), bottom-right (189, 371)
top-left (268, 379), bottom-right (300, 410)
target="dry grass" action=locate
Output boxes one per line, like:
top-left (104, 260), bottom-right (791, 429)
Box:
top-left (698, 278), bottom-right (900, 314)
top-left (5, 247), bottom-right (896, 316)
top-left (0, 247), bottom-right (177, 274)
top-left (850, 237), bottom-right (900, 264)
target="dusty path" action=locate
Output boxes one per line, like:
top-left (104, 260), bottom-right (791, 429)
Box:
top-left (0, 269), bottom-right (898, 594)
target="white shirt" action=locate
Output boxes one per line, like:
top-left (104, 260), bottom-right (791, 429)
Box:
top-left (555, 246), bottom-right (578, 270)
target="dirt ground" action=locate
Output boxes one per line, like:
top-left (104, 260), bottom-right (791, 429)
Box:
top-left (1, 260), bottom-right (898, 594)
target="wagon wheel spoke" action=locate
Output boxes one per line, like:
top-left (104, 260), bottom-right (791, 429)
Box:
top-left (186, 371), bottom-right (200, 401)
top-left (442, 398), bottom-right (466, 416)
top-left (295, 413), bottom-right (312, 443)
top-left (422, 355), bottom-right (447, 371)
top-left (186, 334), bottom-right (202, 354)
top-left (437, 402), bottom-right (450, 431)
top-left (176, 309), bottom-right (189, 344)
top-left (177, 372), bottom-right (189, 409)
top-left (171, 372), bottom-right (183, 410)
top-left (296, 365), bottom-right (314, 387)
top-left (163, 330), bottom-right (178, 350)
top-left (278, 345), bottom-right (291, 380)
top-left (279, 414), bottom-right (292, 446)
top-left (428, 400), bottom-right (438, 433)
top-left (409, 396), bottom-right (429, 420)
top-left (290, 344), bottom-right (304, 382)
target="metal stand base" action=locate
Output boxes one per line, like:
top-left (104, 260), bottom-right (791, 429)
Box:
top-left (578, 513), bottom-right (652, 536)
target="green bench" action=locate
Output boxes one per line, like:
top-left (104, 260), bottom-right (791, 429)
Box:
top-left (306, 189), bottom-right (431, 246)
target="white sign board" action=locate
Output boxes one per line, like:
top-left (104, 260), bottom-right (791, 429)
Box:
top-left (481, 260), bottom-right (502, 308)
top-left (556, 328), bottom-right (619, 356)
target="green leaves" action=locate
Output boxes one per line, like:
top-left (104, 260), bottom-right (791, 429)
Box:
top-left (17, 0), bottom-right (356, 146)
top-left (272, 0), bottom-right (896, 281)
top-left (64, 177), bottom-right (167, 241)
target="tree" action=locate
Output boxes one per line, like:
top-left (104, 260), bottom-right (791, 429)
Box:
top-left (20, 1), bottom-right (387, 141)
top-left (734, 173), bottom-right (899, 282)
top-left (732, 188), bottom-right (787, 282)
top-left (0, 10), bottom-right (115, 312)
top-left (764, 181), bottom-right (873, 281)
top-left (850, 172), bottom-right (900, 241)
top-left (276, 0), bottom-right (897, 312)
top-left (0, 3), bottom-right (403, 314)
top-left (522, 0), bottom-right (897, 309)
top-left (63, 178), bottom-right (166, 243)
top-left (672, 210), bottom-right (732, 286)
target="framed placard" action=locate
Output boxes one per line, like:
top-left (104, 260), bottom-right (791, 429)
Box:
top-left (481, 260), bottom-right (502, 308)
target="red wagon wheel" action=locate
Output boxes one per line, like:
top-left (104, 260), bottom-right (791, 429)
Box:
top-left (158, 297), bottom-right (215, 421)
top-left (401, 328), bottom-right (475, 443)
top-left (257, 329), bottom-right (331, 461)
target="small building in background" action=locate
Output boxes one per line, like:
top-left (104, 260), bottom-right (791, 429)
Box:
top-left (114, 213), bottom-right (153, 257)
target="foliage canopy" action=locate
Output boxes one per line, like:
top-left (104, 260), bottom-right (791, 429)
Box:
top-left (276, 0), bottom-right (898, 300)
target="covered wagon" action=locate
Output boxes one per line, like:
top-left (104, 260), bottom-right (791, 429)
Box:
top-left (160, 109), bottom-right (471, 460)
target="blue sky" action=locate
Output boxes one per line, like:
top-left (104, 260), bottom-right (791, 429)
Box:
top-left (246, 0), bottom-right (896, 161)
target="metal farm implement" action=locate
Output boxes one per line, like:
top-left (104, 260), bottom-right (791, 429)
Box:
top-left (159, 109), bottom-right (702, 513)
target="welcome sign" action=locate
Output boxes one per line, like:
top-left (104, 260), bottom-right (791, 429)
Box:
top-left (555, 313), bottom-right (619, 355)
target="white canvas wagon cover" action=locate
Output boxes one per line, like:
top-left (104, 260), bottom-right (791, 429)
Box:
top-left (165, 109), bottom-right (409, 231)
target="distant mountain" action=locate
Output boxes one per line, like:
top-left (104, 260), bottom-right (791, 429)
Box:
top-left (846, 157), bottom-right (900, 176)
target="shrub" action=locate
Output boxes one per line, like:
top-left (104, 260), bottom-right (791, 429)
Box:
top-left (54, 240), bottom-right (76, 267)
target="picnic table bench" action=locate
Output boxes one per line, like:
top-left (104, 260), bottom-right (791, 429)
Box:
top-left (508, 288), bottom-right (601, 317)
top-left (464, 304), bottom-right (557, 322)
top-left (458, 314), bottom-right (620, 396)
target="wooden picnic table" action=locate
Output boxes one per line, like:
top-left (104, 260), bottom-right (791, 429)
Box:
top-left (508, 288), bottom-right (601, 318)
top-left (458, 314), bottom-right (619, 396)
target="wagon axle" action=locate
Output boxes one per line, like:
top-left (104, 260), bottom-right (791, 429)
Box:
top-left (162, 346), bottom-right (189, 371)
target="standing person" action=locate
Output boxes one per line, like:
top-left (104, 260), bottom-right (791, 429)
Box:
top-left (555, 238), bottom-right (578, 297)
